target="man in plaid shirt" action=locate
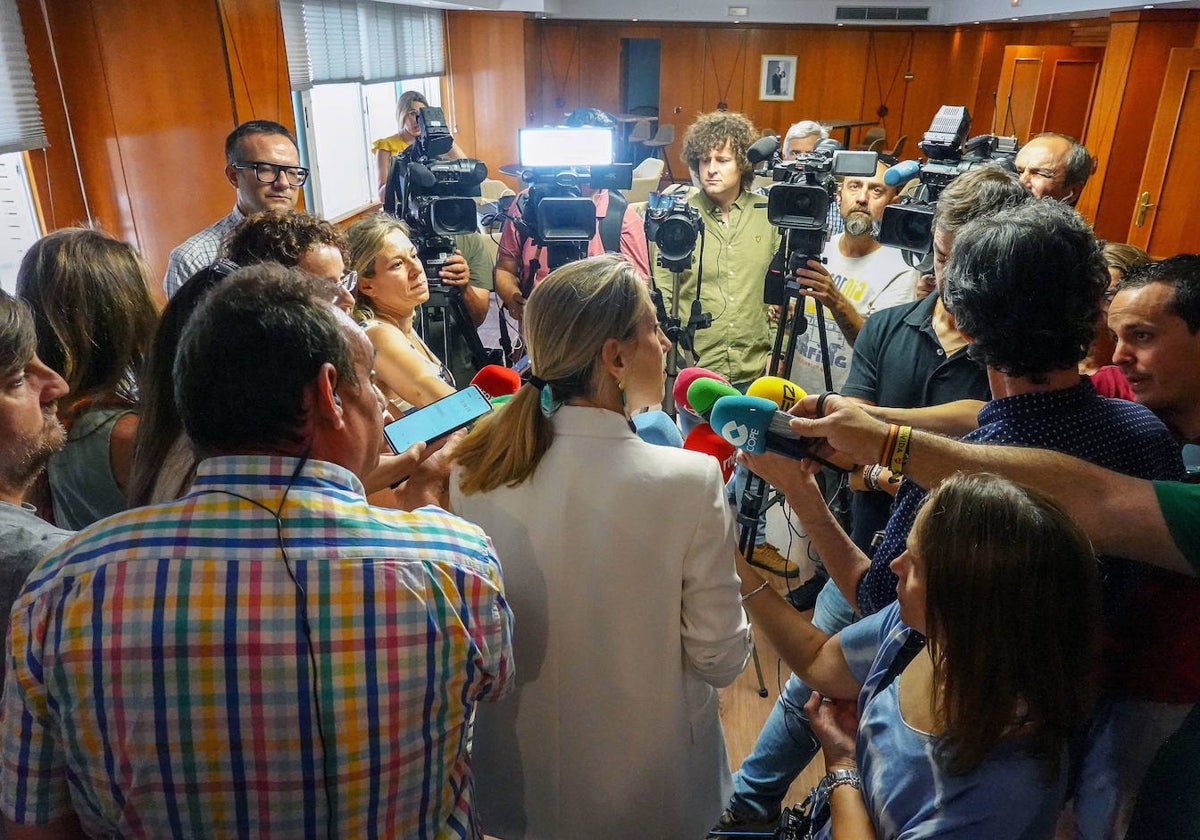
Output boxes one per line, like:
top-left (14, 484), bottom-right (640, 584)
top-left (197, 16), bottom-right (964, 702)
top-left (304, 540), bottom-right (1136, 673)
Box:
top-left (1, 264), bottom-right (514, 839)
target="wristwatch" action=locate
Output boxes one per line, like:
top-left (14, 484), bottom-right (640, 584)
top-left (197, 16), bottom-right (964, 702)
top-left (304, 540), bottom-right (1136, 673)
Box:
top-left (820, 768), bottom-right (862, 796)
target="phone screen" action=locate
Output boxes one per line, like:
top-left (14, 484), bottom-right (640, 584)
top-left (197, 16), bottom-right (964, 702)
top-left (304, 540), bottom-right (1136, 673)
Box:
top-left (383, 385), bottom-right (493, 454)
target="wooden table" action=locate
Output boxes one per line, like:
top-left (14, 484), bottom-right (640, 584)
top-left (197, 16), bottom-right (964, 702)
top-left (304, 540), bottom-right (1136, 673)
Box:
top-left (824, 119), bottom-right (879, 148)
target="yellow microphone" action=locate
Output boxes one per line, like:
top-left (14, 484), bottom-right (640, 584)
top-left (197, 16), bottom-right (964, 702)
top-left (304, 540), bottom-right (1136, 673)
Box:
top-left (746, 376), bottom-right (807, 412)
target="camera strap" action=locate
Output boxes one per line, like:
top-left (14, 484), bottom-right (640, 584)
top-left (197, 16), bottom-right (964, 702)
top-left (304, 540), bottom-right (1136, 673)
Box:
top-left (598, 189), bottom-right (627, 255)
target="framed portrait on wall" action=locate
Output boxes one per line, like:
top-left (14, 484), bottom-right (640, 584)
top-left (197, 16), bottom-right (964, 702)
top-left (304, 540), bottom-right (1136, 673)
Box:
top-left (760, 55), bottom-right (797, 101)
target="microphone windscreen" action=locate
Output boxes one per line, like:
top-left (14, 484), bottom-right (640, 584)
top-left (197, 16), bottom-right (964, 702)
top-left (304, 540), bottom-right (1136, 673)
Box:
top-left (687, 378), bottom-right (741, 420)
top-left (747, 376), bottom-right (807, 411)
top-left (407, 162), bottom-right (438, 189)
top-left (747, 135), bottom-right (781, 164)
top-left (673, 367), bottom-right (729, 416)
top-left (683, 423), bottom-right (737, 482)
top-left (883, 159), bottom-right (921, 188)
top-left (470, 364), bottom-right (522, 399)
top-left (633, 411), bottom-right (684, 448)
top-left (489, 394), bottom-right (513, 409)
top-left (710, 395), bottom-right (779, 454)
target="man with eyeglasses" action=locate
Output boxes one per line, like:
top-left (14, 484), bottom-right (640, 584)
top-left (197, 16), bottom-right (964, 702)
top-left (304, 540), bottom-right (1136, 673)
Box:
top-left (1013, 131), bottom-right (1093, 205)
top-left (162, 120), bottom-right (306, 298)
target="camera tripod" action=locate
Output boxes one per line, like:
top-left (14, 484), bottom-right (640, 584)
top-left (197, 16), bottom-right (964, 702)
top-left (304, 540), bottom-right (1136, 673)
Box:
top-left (416, 281), bottom-right (495, 377)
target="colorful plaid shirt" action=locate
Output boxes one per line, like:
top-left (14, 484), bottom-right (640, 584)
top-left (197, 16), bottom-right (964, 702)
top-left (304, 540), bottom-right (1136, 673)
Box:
top-left (1, 455), bottom-right (513, 839)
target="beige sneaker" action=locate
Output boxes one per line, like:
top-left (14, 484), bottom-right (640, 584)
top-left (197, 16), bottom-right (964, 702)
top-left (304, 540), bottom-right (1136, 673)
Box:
top-left (745, 542), bottom-right (800, 579)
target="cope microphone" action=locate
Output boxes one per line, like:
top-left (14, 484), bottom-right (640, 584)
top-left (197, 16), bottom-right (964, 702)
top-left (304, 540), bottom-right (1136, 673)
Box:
top-left (746, 376), bottom-right (807, 412)
top-left (673, 367), bottom-right (730, 418)
top-left (683, 422), bottom-right (737, 482)
top-left (470, 364), bottom-right (522, 399)
top-left (633, 410), bottom-right (684, 448)
top-left (710, 395), bottom-right (814, 460)
top-left (883, 159), bottom-right (920, 189)
top-left (686, 377), bottom-right (741, 421)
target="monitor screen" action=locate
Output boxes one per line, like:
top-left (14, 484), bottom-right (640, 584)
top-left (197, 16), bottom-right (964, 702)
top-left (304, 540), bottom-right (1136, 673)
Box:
top-left (519, 127), bottom-right (614, 168)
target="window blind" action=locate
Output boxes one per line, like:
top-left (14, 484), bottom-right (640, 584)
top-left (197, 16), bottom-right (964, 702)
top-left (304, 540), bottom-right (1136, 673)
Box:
top-left (279, 0), bottom-right (443, 90)
top-left (0, 0), bottom-right (47, 153)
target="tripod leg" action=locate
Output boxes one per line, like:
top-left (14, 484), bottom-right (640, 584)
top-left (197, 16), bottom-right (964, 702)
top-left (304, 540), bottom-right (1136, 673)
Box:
top-left (751, 641), bottom-right (769, 698)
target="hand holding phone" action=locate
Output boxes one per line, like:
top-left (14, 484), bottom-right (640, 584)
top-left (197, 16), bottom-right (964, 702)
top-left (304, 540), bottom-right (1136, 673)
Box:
top-left (383, 385), bottom-right (493, 455)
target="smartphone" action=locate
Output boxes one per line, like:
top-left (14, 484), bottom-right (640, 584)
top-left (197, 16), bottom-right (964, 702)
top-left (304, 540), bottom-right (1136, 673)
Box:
top-left (383, 385), bottom-right (492, 454)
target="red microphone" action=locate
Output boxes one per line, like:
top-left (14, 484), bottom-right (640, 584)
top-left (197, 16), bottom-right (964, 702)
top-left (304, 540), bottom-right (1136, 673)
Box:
top-left (683, 422), bottom-right (737, 483)
top-left (470, 364), bottom-right (522, 399)
top-left (673, 367), bottom-right (730, 418)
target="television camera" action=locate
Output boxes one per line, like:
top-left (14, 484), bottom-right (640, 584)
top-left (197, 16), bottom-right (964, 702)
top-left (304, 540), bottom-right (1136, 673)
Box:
top-left (508, 126), bottom-right (633, 273)
top-left (749, 135), bottom-right (880, 306)
top-left (876, 105), bottom-right (1018, 267)
top-left (381, 106), bottom-right (496, 371)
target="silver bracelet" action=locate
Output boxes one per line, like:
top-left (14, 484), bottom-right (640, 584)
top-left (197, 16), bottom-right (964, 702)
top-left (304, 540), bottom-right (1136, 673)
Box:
top-left (821, 768), bottom-right (862, 796)
top-left (740, 580), bottom-right (771, 603)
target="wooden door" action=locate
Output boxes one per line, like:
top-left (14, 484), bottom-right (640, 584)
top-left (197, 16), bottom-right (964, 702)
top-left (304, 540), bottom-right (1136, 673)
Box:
top-left (1127, 48), bottom-right (1200, 256)
top-left (994, 45), bottom-right (1104, 141)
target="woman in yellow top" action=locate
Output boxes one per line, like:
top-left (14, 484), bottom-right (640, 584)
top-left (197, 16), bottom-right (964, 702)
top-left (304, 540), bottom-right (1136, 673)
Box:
top-left (373, 90), bottom-right (466, 190)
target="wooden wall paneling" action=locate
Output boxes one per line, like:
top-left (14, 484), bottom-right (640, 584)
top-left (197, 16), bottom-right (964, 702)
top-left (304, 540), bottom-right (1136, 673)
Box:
top-left (861, 30), bottom-right (915, 147)
top-left (216, 0), bottom-right (295, 127)
top-left (1087, 10), bottom-right (1200, 239)
top-left (90, 0), bottom-right (238, 280)
top-left (1028, 47), bottom-right (1104, 140)
top-left (658, 26), bottom-right (708, 172)
top-left (900, 29), bottom-right (960, 148)
top-left (445, 11), bottom-right (528, 189)
top-left (1126, 47), bottom-right (1200, 256)
top-left (995, 46), bottom-right (1045, 138)
top-left (16, 0), bottom-right (88, 231)
top-left (742, 27), bottom-right (787, 135)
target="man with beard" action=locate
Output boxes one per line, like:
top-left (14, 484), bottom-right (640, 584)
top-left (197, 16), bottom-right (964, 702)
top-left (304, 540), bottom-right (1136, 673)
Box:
top-left (788, 155), bottom-right (917, 397)
top-left (0, 291), bottom-right (71, 684)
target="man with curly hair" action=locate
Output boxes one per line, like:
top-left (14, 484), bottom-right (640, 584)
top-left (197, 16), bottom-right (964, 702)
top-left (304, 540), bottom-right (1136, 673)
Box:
top-left (656, 111), bottom-right (780, 389)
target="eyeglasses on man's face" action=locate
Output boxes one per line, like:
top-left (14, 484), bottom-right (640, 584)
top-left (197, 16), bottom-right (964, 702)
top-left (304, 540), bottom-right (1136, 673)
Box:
top-left (232, 161), bottom-right (310, 187)
top-left (339, 269), bottom-right (358, 293)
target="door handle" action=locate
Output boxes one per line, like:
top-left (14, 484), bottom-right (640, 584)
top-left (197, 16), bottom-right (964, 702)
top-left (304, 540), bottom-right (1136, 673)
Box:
top-left (1135, 192), bottom-right (1157, 227)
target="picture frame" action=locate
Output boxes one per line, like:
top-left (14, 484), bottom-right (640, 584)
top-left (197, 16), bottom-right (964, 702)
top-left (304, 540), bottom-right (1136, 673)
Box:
top-left (760, 55), bottom-right (797, 101)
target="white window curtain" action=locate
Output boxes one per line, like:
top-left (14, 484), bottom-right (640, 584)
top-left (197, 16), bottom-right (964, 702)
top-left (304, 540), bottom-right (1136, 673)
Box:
top-left (279, 0), bottom-right (443, 90)
top-left (0, 0), bottom-right (47, 154)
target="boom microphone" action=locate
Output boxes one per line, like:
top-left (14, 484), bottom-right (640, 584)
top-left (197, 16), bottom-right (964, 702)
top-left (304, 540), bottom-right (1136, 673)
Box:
top-left (747, 135), bottom-right (781, 165)
top-left (883, 159), bottom-right (921, 188)
top-left (686, 378), bottom-right (741, 421)
top-left (746, 376), bottom-right (807, 411)
top-left (674, 367), bottom-right (730, 417)
top-left (683, 422), bottom-right (737, 482)
top-left (710, 395), bottom-right (813, 460)
top-left (470, 364), bottom-right (522, 399)
top-left (406, 162), bottom-right (439, 189)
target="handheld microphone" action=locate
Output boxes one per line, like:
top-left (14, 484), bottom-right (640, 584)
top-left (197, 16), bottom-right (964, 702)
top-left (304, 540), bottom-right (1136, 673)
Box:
top-left (710, 395), bottom-right (813, 460)
top-left (683, 422), bottom-right (737, 482)
top-left (633, 410), bottom-right (684, 448)
top-left (470, 364), bottom-right (522, 399)
top-left (673, 367), bottom-right (730, 417)
top-left (883, 159), bottom-right (921, 188)
top-left (746, 376), bottom-right (807, 412)
top-left (489, 394), bottom-right (513, 409)
top-left (686, 378), bottom-right (741, 421)
top-left (747, 135), bottom-right (781, 164)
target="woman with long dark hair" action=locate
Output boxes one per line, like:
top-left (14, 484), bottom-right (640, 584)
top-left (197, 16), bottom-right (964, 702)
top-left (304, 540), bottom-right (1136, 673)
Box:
top-left (738, 470), bottom-right (1100, 838)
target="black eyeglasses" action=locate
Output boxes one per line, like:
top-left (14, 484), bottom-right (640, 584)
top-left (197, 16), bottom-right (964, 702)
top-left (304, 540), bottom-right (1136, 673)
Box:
top-left (232, 161), bottom-right (310, 187)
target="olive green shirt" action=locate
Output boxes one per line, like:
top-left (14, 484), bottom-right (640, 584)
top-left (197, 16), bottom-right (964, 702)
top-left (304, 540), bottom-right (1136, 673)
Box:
top-left (654, 189), bottom-right (780, 386)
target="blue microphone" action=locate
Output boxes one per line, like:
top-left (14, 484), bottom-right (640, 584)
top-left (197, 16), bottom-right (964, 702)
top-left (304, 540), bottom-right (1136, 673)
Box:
top-left (633, 410), bottom-right (684, 448)
top-left (709, 395), bottom-right (813, 460)
top-left (883, 159), bottom-right (921, 189)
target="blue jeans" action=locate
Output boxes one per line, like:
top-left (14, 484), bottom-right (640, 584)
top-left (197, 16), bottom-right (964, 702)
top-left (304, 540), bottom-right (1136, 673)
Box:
top-left (728, 579), bottom-right (857, 820)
